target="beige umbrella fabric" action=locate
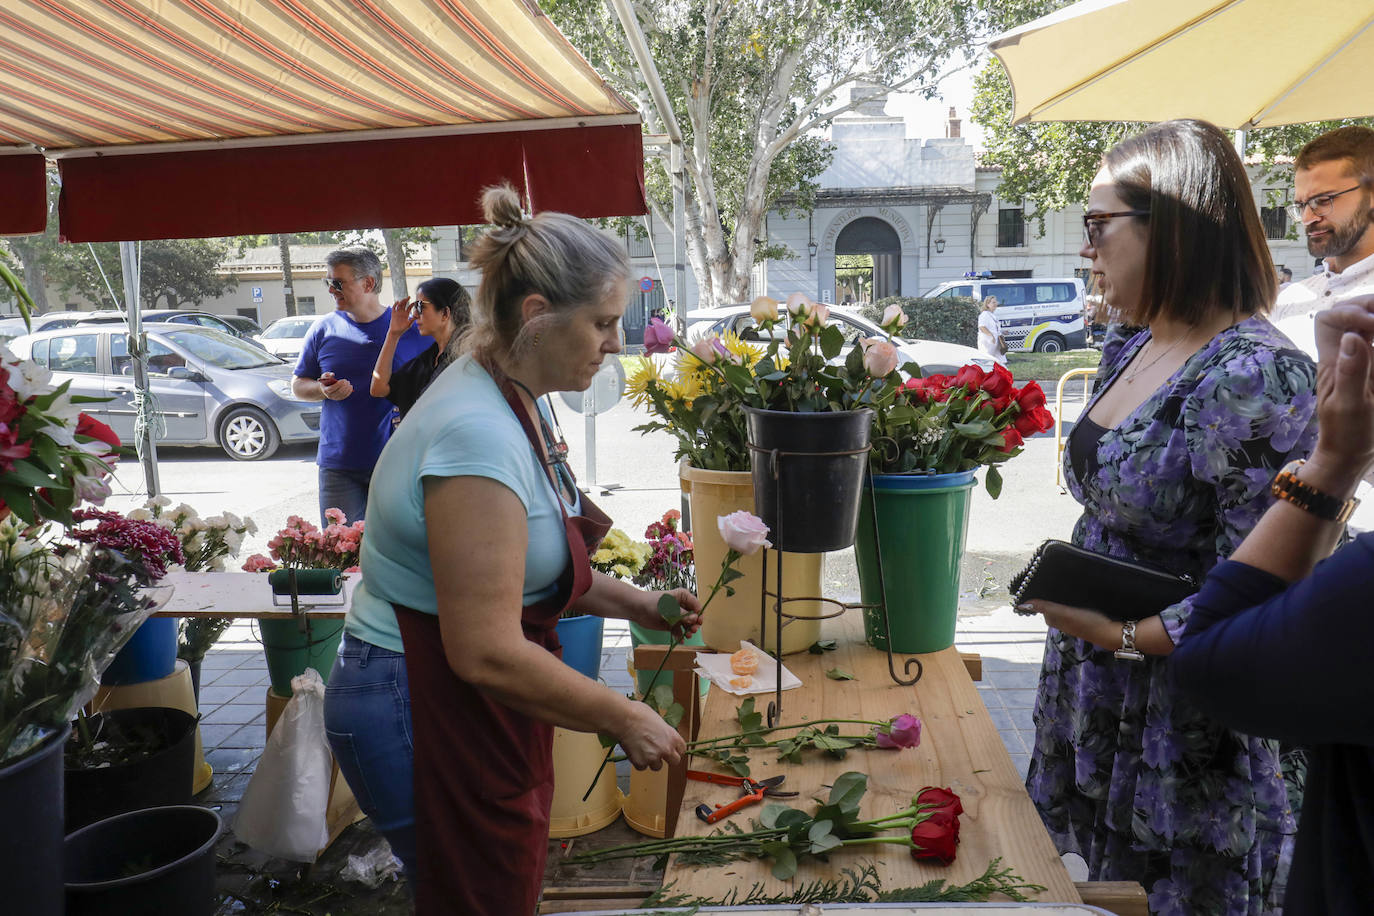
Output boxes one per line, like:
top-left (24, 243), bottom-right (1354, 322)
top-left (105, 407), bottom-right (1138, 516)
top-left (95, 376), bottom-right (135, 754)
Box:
top-left (989, 0), bottom-right (1374, 129)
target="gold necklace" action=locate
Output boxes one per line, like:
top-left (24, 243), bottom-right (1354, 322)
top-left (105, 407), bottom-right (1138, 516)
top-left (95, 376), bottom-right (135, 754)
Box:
top-left (1120, 335), bottom-right (1188, 385)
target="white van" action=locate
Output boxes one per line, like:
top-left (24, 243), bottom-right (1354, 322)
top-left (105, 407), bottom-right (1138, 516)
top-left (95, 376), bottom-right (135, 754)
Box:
top-left (922, 277), bottom-right (1088, 353)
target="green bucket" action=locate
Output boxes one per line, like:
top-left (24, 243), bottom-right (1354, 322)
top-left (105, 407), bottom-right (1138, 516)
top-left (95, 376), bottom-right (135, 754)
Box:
top-left (855, 470), bottom-right (976, 654)
top-left (258, 618), bottom-right (345, 696)
top-left (628, 621), bottom-right (710, 700)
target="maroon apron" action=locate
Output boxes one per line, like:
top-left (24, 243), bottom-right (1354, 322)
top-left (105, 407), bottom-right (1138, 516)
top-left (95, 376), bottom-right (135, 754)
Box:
top-left (394, 379), bottom-right (611, 916)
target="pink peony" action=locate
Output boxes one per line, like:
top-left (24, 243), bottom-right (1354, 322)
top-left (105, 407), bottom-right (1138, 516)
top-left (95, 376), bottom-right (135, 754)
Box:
top-left (717, 511), bottom-right (771, 555)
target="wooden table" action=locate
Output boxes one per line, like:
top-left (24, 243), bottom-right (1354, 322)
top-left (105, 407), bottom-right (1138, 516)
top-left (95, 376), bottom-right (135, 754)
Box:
top-left (661, 611), bottom-right (1080, 904)
top-left (150, 570), bottom-right (356, 619)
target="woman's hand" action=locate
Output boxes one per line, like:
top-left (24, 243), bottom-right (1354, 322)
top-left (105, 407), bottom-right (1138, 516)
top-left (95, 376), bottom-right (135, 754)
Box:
top-left (631, 588), bottom-right (702, 641)
top-left (388, 299), bottom-right (415, 338)
top-left (616, 700), bottom-right (686, 770)
top-left (1311, 299), bottom-right (1374, 483)
top-left (1018, 599), bottom-right (1174, 656)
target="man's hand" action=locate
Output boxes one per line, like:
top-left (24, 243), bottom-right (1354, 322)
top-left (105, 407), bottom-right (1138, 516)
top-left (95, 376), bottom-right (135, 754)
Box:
top-left (1311, 299), bottom-right (1374, 484)
top-left (320, 371), bottom-right (353, 401)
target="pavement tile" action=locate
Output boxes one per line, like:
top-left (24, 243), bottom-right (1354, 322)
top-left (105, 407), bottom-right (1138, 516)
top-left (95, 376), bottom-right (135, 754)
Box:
top-left (204, 703), bottom-right (267, 725)
top-left (222, 723), bottom-right (268, 748)
top-left (199, 683), bottom-right (250, 706)
top-left (206, 667), bottom-right (273, 687)
top-left (1009, 707), bottom-right (1036, 732)
top-left (200, 722), bottom-right (246, 749)
top-left (986, 706), bottom-right (1017, 732)
top-left (985, 667), bottom-right (1040, 690)
top-left (998, 688), bottom-right (1040, 710)
top-left (207, 746), bottom-right (261, 774)
top-left (1008, 753), bottom-right (1031, 780)
top-left (998, 727), bottom-right (1028, 755)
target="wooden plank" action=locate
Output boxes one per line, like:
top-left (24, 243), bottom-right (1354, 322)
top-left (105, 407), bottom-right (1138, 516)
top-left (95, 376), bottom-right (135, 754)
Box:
top-left (149, 570), bottom-right (354, 619)
top-left (661, 612), bottom-right (1079, 904)
top-left (1075, 881), bottom-right (1150, 916)
top-left (960, 650), bottom-right (982, 681)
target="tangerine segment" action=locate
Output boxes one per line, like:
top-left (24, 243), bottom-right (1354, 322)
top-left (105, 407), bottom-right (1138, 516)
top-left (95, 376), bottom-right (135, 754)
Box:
top-left (730, 648), bottom-right (759, 675)
top-left (730, 675), bottom-right (754, 689)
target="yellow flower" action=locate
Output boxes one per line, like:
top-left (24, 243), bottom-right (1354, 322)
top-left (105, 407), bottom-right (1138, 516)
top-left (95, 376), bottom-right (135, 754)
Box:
top-left (624, 358), bottom-right (660, 409)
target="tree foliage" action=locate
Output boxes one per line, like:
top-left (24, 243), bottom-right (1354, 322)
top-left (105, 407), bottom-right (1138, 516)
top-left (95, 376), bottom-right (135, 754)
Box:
top-left (971, 57), bottom-right (1374, 234)
top-left (41, 238), bottom-right (237, 310)
top-left (542, 0), bottom-right (1046, 307)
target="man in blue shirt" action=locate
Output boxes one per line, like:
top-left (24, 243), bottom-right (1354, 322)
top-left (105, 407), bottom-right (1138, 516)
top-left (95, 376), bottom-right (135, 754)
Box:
top-left (292, 246), bottom-right (426, 524)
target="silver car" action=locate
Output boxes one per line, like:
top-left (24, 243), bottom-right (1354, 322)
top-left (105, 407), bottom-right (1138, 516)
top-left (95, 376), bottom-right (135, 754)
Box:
top-left (8, 325), bottom-right (320, 460)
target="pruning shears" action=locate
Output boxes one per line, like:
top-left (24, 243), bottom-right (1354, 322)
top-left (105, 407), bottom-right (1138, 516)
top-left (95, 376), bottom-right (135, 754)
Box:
top-left (688, 770), bottom-right (797, 824)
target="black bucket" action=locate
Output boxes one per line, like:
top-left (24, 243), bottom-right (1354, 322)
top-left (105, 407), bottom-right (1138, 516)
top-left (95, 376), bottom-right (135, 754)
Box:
top-left (65, 804), bottom-right (222, 916)
top-left (65, 706), bottom-right (197, 831)
top-left (0, 725), bottom-right (70, 916)
top-left (744, 406), bottom-right (873, 553)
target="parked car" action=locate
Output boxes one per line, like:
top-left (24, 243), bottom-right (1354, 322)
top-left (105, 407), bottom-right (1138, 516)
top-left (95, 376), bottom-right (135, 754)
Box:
top-left (8, 325), bottom-right (320, 460)
top-left (256, 313), bottom-right (327, 361)
top-left (0, 317), bottom-right (30, 345)
top-left (219, 314), bottom-right (263, 337)
top-left (77, 308), bottom-right (268, 348)
top-left (3, 310), bottom-right (108, 335)
top-left (921, 277), bottom-right (1088, 353)
top-left (680, 304), bottom-right (995, 377)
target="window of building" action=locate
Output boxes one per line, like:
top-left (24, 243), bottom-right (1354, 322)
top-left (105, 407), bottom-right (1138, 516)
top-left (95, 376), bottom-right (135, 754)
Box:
top-left (1260, 190), bottom-right (1288, 240)
top-left (295, 296), bottom-right (316, 315)
top-left (627, 215), bottom-right (654, 259)
top-left (997, 204), bottom-right (1026, 248)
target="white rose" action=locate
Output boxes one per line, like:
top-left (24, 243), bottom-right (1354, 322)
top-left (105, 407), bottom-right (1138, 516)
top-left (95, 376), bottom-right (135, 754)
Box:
top-left (717, 511), bottom-right (772, 555)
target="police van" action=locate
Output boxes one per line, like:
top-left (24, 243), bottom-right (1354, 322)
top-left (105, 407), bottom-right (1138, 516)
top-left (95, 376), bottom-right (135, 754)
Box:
top-left (922, 275), bottom-right (1088, 353)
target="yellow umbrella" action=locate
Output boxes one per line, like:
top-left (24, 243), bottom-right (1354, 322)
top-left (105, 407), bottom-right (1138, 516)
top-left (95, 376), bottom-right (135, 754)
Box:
top-left (989, 0), bottom-right (1374, 128)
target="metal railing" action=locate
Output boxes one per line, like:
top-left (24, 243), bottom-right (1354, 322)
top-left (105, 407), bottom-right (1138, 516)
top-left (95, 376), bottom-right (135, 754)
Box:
top-left (1054, 367), bottom-right (1098, 487)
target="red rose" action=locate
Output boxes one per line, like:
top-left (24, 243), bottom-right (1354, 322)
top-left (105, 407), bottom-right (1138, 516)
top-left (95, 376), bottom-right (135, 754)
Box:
top-left (951, 363), bottom-right (986, 391)
top-left (0, 422), bottom-right (31, 473)
top-left (909, 813), bottom-right (960, 864)
top-left (980, 363), bottom-right (1014, 399)
top-left (1014, 405), bottom-right (1056, 437)
top-left (915, 786), bottom-right (964, 816)
top-left (76, 414), bottom-right (121, 455)
top-left (1014, 380), bottom-right (1047, 413)
top-left (999, 427), bottom-right (1024, 453)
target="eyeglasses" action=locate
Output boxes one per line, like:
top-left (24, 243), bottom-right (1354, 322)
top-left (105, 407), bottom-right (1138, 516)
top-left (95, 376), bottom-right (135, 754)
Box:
top-left (1287, 185), bottom-right (1363, 222)
top-left (324, 276), bottom-right (363, 292)
top-left (1083, 210), bottom-right (1150, 247)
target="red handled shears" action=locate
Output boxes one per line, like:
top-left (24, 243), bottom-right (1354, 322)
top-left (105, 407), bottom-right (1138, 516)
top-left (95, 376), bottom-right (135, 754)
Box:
top-left (687, 770), bottom-right (797, 824)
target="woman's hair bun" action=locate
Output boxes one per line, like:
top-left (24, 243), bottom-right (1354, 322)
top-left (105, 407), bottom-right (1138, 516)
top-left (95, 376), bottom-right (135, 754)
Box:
top-left (481, 184), bottom-right (528, 230)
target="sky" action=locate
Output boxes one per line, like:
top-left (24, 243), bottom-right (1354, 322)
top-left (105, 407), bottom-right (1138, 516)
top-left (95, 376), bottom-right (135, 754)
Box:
top-left (884, 60), bottom-right (986, 149)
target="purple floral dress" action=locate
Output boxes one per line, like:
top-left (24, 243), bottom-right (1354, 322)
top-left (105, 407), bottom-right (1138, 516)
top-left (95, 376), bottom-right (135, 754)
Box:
top-left (1027, 316), bottom-right (1317, 915)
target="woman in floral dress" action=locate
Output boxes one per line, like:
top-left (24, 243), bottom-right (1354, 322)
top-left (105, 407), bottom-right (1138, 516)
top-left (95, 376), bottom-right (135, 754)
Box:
top-left (1016, 120), bottom-right (1318, 914)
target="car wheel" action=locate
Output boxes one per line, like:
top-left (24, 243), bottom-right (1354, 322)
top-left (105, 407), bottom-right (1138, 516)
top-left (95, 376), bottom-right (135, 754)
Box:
top-left (219, 407), bottom-right (280, 461)
top-left (1034, 333), bottom-right (1067, 353)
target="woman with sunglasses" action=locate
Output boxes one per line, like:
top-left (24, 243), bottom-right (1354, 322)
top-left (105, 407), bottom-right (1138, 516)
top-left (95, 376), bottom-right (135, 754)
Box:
top-left (324, 185), bottom-right (699, 915)
top-left (1015, 120), bottom-right (1319, 913)
top-left (369, 278), bottom-right (472, 418)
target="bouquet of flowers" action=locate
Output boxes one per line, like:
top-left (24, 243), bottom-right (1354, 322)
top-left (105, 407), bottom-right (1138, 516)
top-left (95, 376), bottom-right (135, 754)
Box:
top-left (635, 509), bottom-right (694, 592)
top-left (628, 294), bottom-right (906, 472)
top-left (128, 496), bottom-right (258, 663)
top-left (241, 508), bottom-right (363, 573)
top-left (872, 363), bottom-right (1056, 497)
top-left (0, 508), bottom-right (183, 764)
top-left (589, 527), bottom-right (652, 582)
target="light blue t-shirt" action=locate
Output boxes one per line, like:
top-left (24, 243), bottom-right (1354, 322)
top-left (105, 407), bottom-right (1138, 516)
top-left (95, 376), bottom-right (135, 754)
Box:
top-left (345, 355), bottom-right (573, 652)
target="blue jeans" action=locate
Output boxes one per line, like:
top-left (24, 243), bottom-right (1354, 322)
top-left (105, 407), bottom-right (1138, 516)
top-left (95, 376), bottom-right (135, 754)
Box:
top-left (323, 632), bottom-right (416, 879)
top-left (318, 466), bottom-right (371, 526)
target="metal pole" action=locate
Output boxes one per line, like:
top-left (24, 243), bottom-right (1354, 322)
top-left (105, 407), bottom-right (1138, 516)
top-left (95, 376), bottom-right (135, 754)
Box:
top-left (1234, 129), bottom-right (1248, 159)
top-left (584, 379), bottom-right (597, 490)
top-left (672, 142), bottom-right (688, 336)
top-left (119, 240), bottom-right (160, 497)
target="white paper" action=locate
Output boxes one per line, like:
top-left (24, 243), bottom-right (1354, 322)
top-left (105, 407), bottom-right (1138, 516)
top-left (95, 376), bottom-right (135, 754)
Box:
top-left (693, 641), bottom-right (803, 696)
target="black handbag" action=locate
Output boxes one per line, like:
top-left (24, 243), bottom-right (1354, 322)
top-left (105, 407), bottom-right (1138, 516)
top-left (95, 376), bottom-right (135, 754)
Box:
top-left (1009, 539), bottom-right (1197, 620)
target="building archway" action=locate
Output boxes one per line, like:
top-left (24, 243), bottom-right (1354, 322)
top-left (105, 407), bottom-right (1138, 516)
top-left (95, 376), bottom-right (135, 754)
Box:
top-left (834, 217), bottom-right (901, 304)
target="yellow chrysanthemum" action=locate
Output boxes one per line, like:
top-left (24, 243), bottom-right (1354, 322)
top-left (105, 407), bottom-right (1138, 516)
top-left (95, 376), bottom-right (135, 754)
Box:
top-left (624, 357), bottom-right (661, 409)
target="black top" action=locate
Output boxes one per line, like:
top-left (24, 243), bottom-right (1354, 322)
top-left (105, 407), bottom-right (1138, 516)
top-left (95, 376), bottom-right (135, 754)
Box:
top-left (387, 342), bottom-right (443, 418)
top-left (1170, 534), bottom-right (1374, 915)
top-left (1066, 415), bottom-right (1107, 485)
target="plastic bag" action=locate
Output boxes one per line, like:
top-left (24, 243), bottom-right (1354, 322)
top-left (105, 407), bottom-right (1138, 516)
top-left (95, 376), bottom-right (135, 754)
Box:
top-left (233, 667), bottom-right (331, 861)
top-left (340, 842), bottom-right (402, 888)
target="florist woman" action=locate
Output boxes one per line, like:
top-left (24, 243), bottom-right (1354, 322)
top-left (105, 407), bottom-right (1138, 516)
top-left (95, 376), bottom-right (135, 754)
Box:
top-left (324, 185), bottom-right (700, 915)
top-left (1015, 120), bottom-right (1318, 913)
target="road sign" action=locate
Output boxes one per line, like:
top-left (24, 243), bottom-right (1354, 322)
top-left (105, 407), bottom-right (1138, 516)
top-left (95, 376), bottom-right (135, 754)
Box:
top-left (251, 286), bottom-right (263, 303)
top-left (639, 276), bottom-right (654, 292)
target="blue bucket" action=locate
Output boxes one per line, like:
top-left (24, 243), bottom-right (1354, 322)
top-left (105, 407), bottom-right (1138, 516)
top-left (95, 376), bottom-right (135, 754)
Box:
top-left (102, 618), bottom-right (178, 686)
top-left (555, 615), bottom-right (604, 680)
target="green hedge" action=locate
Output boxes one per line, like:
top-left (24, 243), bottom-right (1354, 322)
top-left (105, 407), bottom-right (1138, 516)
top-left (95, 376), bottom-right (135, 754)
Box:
top-left (860, 296), bottom-right (980, 348)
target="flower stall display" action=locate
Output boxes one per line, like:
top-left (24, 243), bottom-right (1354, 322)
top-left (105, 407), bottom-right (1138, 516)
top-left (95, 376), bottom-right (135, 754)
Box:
top-left (857, 362), bottom-right (1057, 654)
top-left (634, 509), bottom-right (694, 593)
top-left (241, 510), bottom-right (361, 696)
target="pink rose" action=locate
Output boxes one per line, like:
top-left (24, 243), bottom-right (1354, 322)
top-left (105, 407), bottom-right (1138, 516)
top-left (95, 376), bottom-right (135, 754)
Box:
top-left (643, 317), bottom-right (675, 355)
top-left (880, 304), bottom-right (908, 333)
top-left (717, 511), bottom-right (771, 555)
top-left (860, 337), bottom-right (900, 378)
top-left (750, 296), bottom-right (780, 325)
top-left (785, 292), bottom-right (814, 319)
top-left (874, 713), bottom-right (922, 749)
top-left (690, 336), bottom-right (729, 364)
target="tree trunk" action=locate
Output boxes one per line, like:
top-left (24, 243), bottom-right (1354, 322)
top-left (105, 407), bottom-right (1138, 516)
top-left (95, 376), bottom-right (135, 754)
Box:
top-left (9, 239), bottom-right (50, 314)
top-left (382, 228), bottom-right (409, 301)
top-left (277, 234), bottom-right (297, 317)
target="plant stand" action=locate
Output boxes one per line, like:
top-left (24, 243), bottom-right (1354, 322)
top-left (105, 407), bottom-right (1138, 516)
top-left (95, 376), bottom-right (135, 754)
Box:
top-left (752, 447), bottom-right (922, 728)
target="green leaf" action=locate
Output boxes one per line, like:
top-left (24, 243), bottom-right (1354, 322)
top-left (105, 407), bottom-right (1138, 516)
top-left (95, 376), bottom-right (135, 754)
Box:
top-left (825, 667), bottom-right (856, 681)
top-left (763, 842), bottom-right (798, 880)
top-left (827, 771), bottom-right (868, 814)
top-left (649, 683), bottom-right (675, 712)
top-left (657, 592), bottom-right (684, 626)
top-left (759, 802), bottom-right (789, 828)
top-left (807, 639), bottom-right (837, 654)
top-left (662, 702), bottom-right (685, 728)
top-left (735, 697), bottom-right (762, 733)
top-left (598, 732), bottom-right (618, 749)
top-left (819, 324), bottom-right (845, 359)
top-left (985, 465), bottom-right (1003, 499)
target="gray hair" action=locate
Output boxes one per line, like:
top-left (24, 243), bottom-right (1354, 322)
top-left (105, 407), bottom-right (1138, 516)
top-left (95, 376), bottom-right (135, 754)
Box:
top-left (326, 246), bottom-right (384, 291)
top-left (463, 184), bottom-right (628, 362)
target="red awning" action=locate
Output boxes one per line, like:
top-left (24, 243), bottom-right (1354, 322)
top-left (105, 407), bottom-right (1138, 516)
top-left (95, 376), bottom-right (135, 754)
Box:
top-left (0, 1), bottom-right (646, 241)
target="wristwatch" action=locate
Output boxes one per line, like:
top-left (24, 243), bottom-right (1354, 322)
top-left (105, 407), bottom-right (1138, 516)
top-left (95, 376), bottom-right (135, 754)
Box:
top-left (1114, 619), bottom-right (1144, 662)
top-left (1271, 459), bottom-right (1360, 523)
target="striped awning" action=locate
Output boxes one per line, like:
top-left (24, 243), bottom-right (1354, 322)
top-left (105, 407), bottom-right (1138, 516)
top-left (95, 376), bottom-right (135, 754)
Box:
top-left (0, 0), bottom-right (646, 241)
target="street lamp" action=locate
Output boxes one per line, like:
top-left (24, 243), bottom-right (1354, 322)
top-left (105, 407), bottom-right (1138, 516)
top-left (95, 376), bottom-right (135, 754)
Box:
top-left (807, 239), bottom-right (818, 270)
top-left (934, 237), bottom-right (946, 254)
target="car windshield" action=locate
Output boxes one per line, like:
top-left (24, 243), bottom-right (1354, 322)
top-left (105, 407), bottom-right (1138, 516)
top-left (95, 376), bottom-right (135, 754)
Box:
top-left (262, 318), bottom-right (314, 339)
top-left (161, 328), bottom-right (281, 369)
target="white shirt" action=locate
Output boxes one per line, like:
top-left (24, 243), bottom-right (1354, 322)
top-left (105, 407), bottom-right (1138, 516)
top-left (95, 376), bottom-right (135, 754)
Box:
top-left (1272, 250), bottom-right (1374, 323)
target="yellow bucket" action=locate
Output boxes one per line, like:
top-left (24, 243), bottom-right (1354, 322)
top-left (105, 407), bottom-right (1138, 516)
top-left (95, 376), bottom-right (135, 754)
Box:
top-left (548, 727), bottom-right (623, 838)
top-left (681, 462), bottom-right (822, 655)
top-left (620, 763), bottom-right (668, 838)
top-left (92, 659), bottom-right (213, 795)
